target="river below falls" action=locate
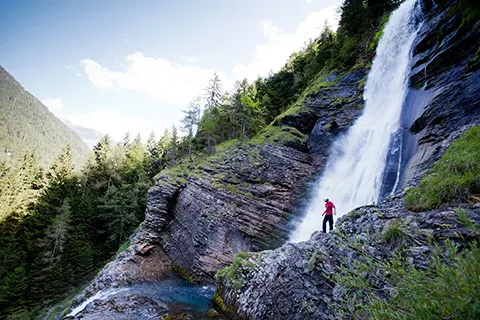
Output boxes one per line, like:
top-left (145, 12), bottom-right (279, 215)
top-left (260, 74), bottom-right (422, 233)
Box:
top-left (66, 279), bottom-right (216, 319)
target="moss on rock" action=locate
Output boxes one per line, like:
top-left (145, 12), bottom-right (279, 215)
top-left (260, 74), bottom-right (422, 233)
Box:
top-left (216, 252), bottom-right (256, 291)
top-left (251, 125), bottom-right (307, 146)
top-left (211, 289), bottom-right (238, 319)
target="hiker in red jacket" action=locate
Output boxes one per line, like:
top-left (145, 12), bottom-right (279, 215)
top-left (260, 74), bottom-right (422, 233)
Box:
top-left (322, 197), bottom-right (336, 233)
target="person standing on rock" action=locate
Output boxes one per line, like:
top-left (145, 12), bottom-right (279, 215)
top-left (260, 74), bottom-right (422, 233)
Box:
top-left (322, 197), bottom-right (336, 233)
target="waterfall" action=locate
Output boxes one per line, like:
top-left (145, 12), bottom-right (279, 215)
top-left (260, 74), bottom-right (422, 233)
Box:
top-left (290, 0), bottom-right (421, 242)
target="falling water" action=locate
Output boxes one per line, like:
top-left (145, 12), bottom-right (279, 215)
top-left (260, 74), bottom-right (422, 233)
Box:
top-left (291, 0), bottom-right (421, 242)
top-left (67, 287), bottom-right (129, 317)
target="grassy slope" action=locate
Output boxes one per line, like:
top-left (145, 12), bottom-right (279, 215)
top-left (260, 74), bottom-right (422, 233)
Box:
top-left (405, 126), bottom-right (480, 211)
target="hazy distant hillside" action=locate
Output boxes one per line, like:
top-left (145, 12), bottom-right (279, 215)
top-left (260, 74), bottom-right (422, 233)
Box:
top-left (62, 119), bottom-right (105, 149)
top-left (0, 66), bottom-right (89, 167)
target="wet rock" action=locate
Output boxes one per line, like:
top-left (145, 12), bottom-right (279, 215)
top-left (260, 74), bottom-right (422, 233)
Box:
top-left (401, 0), bottom-right (480, 188)
top-left (71, 295), bottom-right (168, 320)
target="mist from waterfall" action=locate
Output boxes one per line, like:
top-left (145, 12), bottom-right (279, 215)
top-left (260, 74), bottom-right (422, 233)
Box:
top-left (290, 0), bottom-right (421, 242)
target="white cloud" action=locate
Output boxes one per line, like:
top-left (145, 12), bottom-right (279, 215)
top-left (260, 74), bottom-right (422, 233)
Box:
top-left (80, 53), bottom-right (227, 106)
top-left (42, 98), bottom-right (64, 113)
top-left (232, 5), bottom-right (340, 81)
top-left (124, 38), bottom-right (129, 42)
top-left (65, 65), bottom-right (74, 69)
top-left (64, 109), bottom-right (160, 141)
top-left (306, 0), bottom-right (313, 3)
top-left (80, 60), bottom-right (115, 90)
top-left (76, 72), bottom-right (83, 77)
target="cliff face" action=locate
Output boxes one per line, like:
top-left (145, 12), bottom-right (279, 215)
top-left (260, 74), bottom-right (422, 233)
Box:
top-left (141, 69), bottom-right (367, 282)
top-left (216, 1), bottom-right (480, 318)
top-left (399, 0), bottom-right (480, 187)
top-left (69, 69), bottom-right (367, 307)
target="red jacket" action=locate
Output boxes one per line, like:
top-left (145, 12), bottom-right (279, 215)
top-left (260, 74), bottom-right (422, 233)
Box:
top-left (325, 201), bottom-right (335, 215)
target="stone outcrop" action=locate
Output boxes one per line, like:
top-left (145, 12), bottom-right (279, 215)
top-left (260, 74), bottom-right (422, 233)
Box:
top-left (216, 196), bottom-right (480, 319)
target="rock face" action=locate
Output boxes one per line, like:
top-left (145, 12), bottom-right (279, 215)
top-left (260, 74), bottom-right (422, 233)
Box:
top-left (139, 70), bottom-right (366, 281)
top-left (216, 196), bottom-right (480, 320)
top-left (399, 0), bottom-right (480, 187)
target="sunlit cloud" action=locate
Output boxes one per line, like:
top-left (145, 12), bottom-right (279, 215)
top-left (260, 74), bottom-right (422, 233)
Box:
top-left (80, 53), bottom-right (229, 106)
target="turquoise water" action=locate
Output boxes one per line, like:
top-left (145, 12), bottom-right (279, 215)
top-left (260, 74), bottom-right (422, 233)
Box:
top-left (68, 279), bottom-right (216, 319)
top-left (126, 279), bottom-right (216, 313)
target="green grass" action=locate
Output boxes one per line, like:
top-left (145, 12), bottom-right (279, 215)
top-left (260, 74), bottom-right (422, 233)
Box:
top-left (251, 125), bottom-right (307, 146)
top-left (405, 126), bottom-right (480, 211)
top-left (381, 220), bottom-right (411, 246)
top-left (368, 242), bottom-right (480, 320)
top-left (116, 239), bottom-right (131, 256)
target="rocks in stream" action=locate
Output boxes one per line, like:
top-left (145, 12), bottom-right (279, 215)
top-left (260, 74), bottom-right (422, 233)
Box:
top-left (69, 295), bottom-right (168, 320)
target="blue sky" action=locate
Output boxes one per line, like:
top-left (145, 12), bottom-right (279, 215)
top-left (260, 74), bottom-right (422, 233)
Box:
top-left (0, 0), bottom-right (341, 141)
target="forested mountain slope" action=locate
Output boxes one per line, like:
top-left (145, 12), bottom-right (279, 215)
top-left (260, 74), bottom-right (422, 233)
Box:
top-left (0, 66), bottom-right (89, 167)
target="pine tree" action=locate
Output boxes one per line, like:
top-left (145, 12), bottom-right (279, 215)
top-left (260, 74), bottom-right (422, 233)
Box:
top-left (181, 96), bottom-right (202, 155)
top-left (169, 126), bottom-right (179, 165)
top-left (94, 135), bottom-right (113, 164)
top-left (0, 265), bottom-right (28, 315)
top-left (205, 72), bottom-right (222, 110)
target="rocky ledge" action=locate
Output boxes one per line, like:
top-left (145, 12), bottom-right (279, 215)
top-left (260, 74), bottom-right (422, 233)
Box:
top-left (215, 196), bottom-right (480, 319)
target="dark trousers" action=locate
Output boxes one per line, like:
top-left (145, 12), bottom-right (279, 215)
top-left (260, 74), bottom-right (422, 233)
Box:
top-left (323, 214), bottom-right (334, 233)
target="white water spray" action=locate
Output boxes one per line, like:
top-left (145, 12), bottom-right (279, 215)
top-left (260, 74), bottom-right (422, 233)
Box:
top-left (291, 0), bottom-right (421, 242)
top-left (66, 287), bottom-right (128, 318)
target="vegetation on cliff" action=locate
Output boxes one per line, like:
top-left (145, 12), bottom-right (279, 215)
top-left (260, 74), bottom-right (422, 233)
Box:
top-left (158, 0), bottom-right (397, 186)
top-left (183, 0), bottom-right (398, 155)
top-left (334, 232), bottom-right (480, 319)
top-left (405, 126), bottom-right (480, 211)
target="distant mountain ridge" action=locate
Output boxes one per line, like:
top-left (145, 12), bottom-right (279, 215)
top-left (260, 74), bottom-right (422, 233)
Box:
top-left (0, 65), bottom-right (89, 167)
top-left (62, 119), bottom-right (105, 149)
